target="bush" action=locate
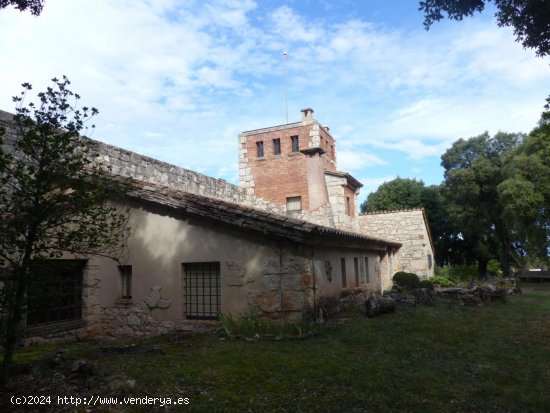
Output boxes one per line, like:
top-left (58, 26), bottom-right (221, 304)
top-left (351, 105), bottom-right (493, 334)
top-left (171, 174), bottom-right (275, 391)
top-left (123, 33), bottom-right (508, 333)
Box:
top-left (435, 260), bottom-right (502, 282)
top-left (429, 275), bottom-right (455, 287)
top-left (419, 280), bottom-right (434, 291)
top-left (393, 271), bottom-right (421, 289)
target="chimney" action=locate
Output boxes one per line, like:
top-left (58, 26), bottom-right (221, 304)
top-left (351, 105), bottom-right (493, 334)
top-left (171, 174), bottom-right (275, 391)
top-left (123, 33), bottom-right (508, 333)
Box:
top-left (301, 107), bottom-right (314, 123)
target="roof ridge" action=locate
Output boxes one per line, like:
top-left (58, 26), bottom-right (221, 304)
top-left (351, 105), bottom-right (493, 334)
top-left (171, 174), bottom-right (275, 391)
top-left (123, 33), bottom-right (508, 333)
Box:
top-left (359, 208), bottom-right (425, 215)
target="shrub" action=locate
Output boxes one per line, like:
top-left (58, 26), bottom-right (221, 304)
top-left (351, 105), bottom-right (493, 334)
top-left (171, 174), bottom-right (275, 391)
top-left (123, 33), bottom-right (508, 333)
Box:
top-left (429, 275), bottom-right (455, 287)
top-left (419, 280), bottom-right (434, 291)
top-left (435, 260), bottom-right (502, 282)
top-left (392, 271), bottom-right (421, 289)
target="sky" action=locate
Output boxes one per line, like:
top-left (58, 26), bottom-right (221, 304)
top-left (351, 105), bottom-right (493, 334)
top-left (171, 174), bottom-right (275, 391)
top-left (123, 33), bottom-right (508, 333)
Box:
top-left (0, 0), bottom-right (548, 204)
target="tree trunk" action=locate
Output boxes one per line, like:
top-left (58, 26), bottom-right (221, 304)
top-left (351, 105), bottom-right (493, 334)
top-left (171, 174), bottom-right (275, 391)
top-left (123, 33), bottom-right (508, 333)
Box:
top-left (1, 267), bottom-right (26, 386)
top-left (478, 258), bottom-right (488, 279)
top-left (495, 218), bottom-right (511, 278)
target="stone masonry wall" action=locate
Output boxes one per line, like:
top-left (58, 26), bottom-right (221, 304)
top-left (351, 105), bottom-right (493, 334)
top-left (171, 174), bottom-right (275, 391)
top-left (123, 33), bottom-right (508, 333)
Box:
top-left (246, 247), bottom-right (314, 323)
top-left (324, 173), bottom-right (358, 231)
top-left (358, 210), bottom-right (434, 279)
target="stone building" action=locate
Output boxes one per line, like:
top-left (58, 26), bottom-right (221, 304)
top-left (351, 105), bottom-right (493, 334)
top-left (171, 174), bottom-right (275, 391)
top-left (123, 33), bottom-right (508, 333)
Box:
top-left (359, 209), bottom-right (434, 279)
top-left (0, 108), bottom-right (432, 340)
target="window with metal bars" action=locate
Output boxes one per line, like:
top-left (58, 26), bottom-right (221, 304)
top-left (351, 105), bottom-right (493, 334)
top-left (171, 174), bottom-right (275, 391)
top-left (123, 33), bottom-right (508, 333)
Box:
top-left (183, 262), bottom-right (221, 320)
top-left (26, 260), bottom-right (85, 326)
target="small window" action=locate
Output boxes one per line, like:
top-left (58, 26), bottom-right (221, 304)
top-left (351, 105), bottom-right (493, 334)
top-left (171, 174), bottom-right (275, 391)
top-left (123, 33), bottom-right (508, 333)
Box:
top-left (331, 145), bottom-right (335, 159)
top-left (118, 265), bottom-right (132, 299)
top-left (256, 141), bottom-right (264, 158)
top-left (273, 138), bottom-right (281, 155)
top-left (354, 257), bottom-right (359, 287)
top-left (428, 254), bottom-right (433, 270)
top-left (341, 258), bottom-right (347, 288)
top-left (365, 257), bottom-right (370, 283)
top-left (345, 196), bottom-right (351, 216)
top-left (291, 135), bottom-right (299, 152)
top-left (286, 196), bottom-right (302, 212)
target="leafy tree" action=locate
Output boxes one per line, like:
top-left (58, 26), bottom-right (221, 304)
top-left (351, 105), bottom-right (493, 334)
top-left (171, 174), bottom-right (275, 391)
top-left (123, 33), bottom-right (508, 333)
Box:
top-left (441, 131), bottom-right (524, 277)
top-left (360, 178), bottom-right (452, 266)
top-left (419, 0), bottom-right (550, 57)
top-left (0, 77), bottom-right (129, 384)
top-left (498, 112), bottom-right (550, 265)
top-left (360, 178), bottom-right (425, 213)
top-left (0, 0), bottom-right (44, 15)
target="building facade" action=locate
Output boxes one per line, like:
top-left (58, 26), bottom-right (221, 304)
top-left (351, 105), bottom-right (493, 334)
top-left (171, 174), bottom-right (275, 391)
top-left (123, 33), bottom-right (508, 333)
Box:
top-left (0, 108), bottom-right (432, 340)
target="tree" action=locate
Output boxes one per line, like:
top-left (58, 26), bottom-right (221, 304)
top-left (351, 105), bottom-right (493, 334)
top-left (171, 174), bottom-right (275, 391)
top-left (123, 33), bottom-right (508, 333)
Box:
top-left (360, 178), bottom-right (425, 213)
top-left (498, 112), bottom-right (550, 265)
top-left (0, 77), bottom-right (129, 384)
top-left (0, 0), bottom-right (44, 15)
top-left (441, 131), bottom-right (524, 277)
top-left (419, 0), bottom-right (550, 57)
top-left (360, 178), bottom-right (451, 266)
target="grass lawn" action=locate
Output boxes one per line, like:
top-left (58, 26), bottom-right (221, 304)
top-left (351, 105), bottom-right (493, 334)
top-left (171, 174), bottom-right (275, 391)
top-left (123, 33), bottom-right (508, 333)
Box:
top-left (3, 282), bottom-right (550, 412)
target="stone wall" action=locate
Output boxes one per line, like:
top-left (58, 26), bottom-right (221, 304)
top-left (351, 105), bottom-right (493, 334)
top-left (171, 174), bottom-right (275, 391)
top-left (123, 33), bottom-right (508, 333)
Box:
top-left (358, 209), bottom-right (434, 279)
top-left (246, 248), bottom-right (314, 323)
top-left (324, 173), bottom-right (358, 231)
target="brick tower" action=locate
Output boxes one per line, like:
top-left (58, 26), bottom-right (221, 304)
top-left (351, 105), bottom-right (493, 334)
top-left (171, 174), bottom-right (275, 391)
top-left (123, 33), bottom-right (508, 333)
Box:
top-left (238, 108), bottom-right (362, 221)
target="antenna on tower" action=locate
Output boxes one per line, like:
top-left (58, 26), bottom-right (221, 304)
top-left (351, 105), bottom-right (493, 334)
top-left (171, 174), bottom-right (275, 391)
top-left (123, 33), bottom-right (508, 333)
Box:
top-left (282, 50), bottom-right (288, 123)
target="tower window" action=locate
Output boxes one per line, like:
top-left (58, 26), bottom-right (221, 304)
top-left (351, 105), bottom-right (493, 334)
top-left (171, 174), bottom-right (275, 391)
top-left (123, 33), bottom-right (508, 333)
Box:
top-left (291, 136), bottom-right (299, 152)
top-left (256, 141), bottom-right (264, 158)
top-left (273, 138), bottom-right (281, 155)
top-left (286, 196), bottom-right (302, 212)
top-left (345, 196), bottom-right (351, 215)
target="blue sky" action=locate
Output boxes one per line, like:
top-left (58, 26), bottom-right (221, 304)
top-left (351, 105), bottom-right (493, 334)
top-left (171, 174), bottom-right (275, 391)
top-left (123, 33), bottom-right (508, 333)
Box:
top-left (1, 0), bottom-right (548, 204)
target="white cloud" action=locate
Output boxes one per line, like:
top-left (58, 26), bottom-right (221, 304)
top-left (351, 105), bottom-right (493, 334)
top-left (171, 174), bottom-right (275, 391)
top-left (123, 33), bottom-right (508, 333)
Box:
top-left (338, 150), bottom-right (387, 171)
top-left (0, 0), bottom-right (548, 184)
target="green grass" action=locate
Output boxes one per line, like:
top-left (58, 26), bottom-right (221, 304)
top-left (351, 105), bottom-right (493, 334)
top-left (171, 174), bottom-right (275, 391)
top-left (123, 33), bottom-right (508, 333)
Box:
top-left (5, 282), bottom-right (550, 412)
